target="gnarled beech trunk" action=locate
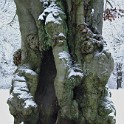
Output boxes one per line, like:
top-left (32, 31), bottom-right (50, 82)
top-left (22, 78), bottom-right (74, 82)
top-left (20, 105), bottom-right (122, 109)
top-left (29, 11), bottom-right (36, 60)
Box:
top-left (8, 0), bottom-right (116, 124)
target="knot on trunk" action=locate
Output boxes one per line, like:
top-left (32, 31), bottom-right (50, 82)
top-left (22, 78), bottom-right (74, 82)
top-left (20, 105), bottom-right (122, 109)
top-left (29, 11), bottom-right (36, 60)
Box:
top-left (13, 49), bottom-right (21, 66)
top-left (27, 34), bottom-right (39, 50)
top-left (77, 23), bottom-right (104, 54)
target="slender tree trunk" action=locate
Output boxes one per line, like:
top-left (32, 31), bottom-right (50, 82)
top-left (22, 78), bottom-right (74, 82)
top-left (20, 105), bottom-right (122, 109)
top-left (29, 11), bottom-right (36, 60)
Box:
top-left (8, 0), bottom-right (116, 124)
top-left (116, 63), bottom-right (122, 89)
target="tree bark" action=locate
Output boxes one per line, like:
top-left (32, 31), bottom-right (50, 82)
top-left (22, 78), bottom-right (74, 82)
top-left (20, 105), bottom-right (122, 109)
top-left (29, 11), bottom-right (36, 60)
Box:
top-left (8, 0), bottom-right (116, 124)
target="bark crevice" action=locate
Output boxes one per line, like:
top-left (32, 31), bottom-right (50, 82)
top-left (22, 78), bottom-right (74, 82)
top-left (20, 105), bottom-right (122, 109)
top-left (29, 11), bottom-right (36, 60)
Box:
top-left (35, 47), bottom-right (59, 124)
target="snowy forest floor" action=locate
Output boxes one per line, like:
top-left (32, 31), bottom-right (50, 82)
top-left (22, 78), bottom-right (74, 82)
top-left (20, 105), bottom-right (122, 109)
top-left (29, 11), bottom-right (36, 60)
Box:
top-left (111, 89), bottom-right (124, 124)
top-left (0, 89), bottom-right (123, 124)
top-left (0, 89), bottom-right (13, 124)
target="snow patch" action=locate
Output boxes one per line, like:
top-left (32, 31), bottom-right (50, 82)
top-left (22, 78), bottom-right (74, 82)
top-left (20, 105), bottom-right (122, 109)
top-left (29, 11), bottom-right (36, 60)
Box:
top-left (8, 74), bottom-right (37, 109)
top-left (58, 51), bottom-right (83, 78)
top-left (13, 81), bottom-right (28, 92)
top-left (17, 65), bottom-right (38, 77)
top-left (40, 0), bottom-right (49, 8)
top-left (58, 32), bottom-right (66, 38)
top-left (20, 122), bottom-right (24, 124)
top-left (91, 9), bottom-right (94, 16)
top-left (24, 99), bottom-right (37, 108)
top-left (68, 68), bottom-right (84, 78)
top-left (13, 74), bottom-right (26, 82)
top-left (58, 51), bottom-right (70, 60)
top-left (46, 12), bottom-right (62, 24)
top-left (39, 1), bottom-right (63, 25)
top-left (19, 68), bottom-right (37, 76)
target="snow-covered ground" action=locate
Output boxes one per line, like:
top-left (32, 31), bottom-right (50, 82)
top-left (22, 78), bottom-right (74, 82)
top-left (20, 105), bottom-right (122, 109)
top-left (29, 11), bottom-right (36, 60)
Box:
top-left (111, 89), bottom-right (124, 124)
top-left (0, 89), bottom-right (14, 124)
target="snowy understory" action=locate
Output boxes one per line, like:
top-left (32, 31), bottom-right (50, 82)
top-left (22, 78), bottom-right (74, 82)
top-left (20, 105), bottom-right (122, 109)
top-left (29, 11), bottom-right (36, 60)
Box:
top-left (103, 0), bottom-right (124, 89)
top-left (0, 0), bottom-right (124, 124)
top-left (0, 0), bottom-right (21, 89)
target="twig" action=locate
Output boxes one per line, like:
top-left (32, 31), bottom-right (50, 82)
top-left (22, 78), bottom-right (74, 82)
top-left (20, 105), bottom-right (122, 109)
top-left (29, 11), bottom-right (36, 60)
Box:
top-left (7, 13), bottom-right (16, 26)
top-left (1, 0), bottom-right (7, 10)
top-left (106, 0), bottom-right (113, 8)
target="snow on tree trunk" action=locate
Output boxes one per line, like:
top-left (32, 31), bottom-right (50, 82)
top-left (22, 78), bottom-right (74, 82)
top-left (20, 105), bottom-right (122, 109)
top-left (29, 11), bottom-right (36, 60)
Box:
top-left (7, 0), bottom-right (116, 124)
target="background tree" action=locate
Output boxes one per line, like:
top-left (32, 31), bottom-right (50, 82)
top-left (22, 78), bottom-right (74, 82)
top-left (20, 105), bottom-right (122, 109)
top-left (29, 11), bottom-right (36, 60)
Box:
top-left (116, 63), bottom-right (122, 89)
top-left (8, 0), bottom-right (116, 124)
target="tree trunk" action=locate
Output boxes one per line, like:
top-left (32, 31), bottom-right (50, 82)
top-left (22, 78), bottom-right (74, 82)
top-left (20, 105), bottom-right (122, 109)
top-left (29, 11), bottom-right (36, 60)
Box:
top-left (116, 63), bottom-right (122, 89)
top-left (8, 0), bottom-right (116, 124)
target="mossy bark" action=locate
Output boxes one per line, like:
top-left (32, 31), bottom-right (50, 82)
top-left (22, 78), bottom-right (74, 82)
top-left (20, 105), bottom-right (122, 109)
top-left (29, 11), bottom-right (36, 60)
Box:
top-left (8, 0), bottom-right (116, 124)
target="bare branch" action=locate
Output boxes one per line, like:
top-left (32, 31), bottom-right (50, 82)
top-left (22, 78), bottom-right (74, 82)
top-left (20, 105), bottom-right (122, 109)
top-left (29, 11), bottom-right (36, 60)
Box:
top-left (7, 13), bottom-right (16, 26)
top-left (106, 0), bottom-right (113, 8)
top-left (1, 0), bottom-right (7, 9)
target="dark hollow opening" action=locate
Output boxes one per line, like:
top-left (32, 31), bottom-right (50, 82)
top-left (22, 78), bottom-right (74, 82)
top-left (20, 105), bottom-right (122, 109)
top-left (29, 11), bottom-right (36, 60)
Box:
top-left (35, 47), bottom-right (59, 124)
